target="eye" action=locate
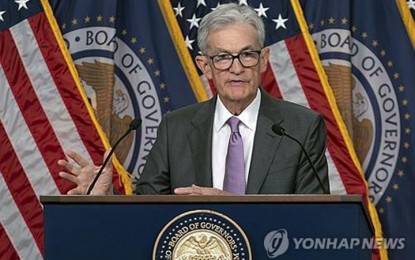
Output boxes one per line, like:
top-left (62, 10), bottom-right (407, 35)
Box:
top-left (214, 54), bottom-right (232, 61)
top-left (240, 51), bottom-right (257, 59)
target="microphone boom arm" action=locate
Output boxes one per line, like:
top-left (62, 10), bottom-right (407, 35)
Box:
top-left (284, 132), bottom-right (329, 194)
top-left (86, 118), bottom-right (141, 195)
top-left (272, 124), bottom-right (329, 194)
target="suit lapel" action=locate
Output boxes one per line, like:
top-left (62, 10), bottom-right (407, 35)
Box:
top-left (188, 98), bottom-right (216, 187)
top-left (185, 91), bottom-right (285, 192)
top-left (246, 91), bottom-right (284, 194)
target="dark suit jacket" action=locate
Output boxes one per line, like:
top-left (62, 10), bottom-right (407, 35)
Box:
top-left (136, 89), bottom-right (329, 194)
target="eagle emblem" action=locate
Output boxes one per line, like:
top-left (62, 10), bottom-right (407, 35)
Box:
top-left (76, 60), bottom-right (134, 164)
top-left (175, 233), bottom-right (231, 259)
top-left (324, 63), bottom-right (373, 164)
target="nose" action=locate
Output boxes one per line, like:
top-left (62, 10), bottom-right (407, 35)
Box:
top-left (228, 57), bottom-right (244, 74)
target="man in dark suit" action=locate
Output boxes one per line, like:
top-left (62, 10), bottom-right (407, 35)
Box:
top-left (58, 3), bottom-right (329, 195)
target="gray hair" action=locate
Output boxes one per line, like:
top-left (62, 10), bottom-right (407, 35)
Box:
top-left (197, 3), bottom-right (265, 54)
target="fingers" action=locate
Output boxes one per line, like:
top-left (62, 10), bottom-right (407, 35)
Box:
top-left (57, 159), bottom-right (81, 176)
top-left (174, 186), bottom-right (196, 195)
top-left (102, 149), bottom-right (113, 172)
top-left (66, 150), bottom-right (91, 168)
top-left (174, 184), bottom-right (204, 195)
top-left (59, 171), bottom-right (79, 185)
top-left (58, 150), bottom-right (107, 196)
top-left (67, 188), bottom-right (82, 195)
top-left (174, 185), bottom-right (232, 195)
top-left (103, 148), bottom-right (112, 163)
top-left (58, 150), bottom-right (97, 176)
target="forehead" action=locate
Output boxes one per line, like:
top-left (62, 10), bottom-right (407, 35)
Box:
top-left (206, 23), bottom-right (258, 53)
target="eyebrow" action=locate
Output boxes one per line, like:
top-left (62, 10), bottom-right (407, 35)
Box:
top-left (211, 46), bottom-right (256, 54)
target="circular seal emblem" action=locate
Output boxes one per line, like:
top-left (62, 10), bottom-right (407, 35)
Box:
top-left (309, 23), bottom-right (408, 206)
top-left (58, 16), bottom-right (166, 182)
top-left (153, 210), bottom-right (252, 260)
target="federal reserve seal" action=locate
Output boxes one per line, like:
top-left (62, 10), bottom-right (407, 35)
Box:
top-left (153, 210), bottom-right (252, 260)
top-left (57, 13), bottom-right (166, 181)
top-left (308, 19), bottom-right (409, 206)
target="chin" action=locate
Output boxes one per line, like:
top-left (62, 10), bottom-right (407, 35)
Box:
top-left (227, 89), bottom-right (247, 98)
top-left (229, 93), bottom-right (252, 103)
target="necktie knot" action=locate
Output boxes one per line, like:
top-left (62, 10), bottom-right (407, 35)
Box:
top-left (227, 116), bottom-right (241, 133)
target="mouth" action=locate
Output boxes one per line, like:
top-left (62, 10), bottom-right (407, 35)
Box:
top-left (227, 79), bottom-right (248, 87)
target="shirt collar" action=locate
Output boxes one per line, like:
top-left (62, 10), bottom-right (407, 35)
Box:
top-left (214, 89), bottom-right (261, 132)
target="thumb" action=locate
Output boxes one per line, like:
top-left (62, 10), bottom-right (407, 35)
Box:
top-left (103, 148), bottom-right (112, 163)
top-left (102, 148), bottom-right (114, 172)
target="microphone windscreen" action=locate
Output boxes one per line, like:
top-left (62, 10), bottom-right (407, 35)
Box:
top-left (129, 118), bottom-right (142, 130)
top-left (271, 124), bottom-right (285, 136)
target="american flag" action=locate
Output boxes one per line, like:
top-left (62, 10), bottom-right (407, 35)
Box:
top-left (163, 0), bottom-right (384, 258)
top-left (0, 0), bottom-right (126, 258)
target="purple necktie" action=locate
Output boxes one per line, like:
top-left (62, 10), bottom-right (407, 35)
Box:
top-left (223, 116), bottom-right (246, 194)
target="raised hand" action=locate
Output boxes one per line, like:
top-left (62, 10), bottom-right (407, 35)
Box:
top-left (58, 150), bottom-right (113, 195)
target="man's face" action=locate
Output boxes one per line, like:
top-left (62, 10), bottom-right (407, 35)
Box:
top-left (196, 23), bottom-right (269, 109)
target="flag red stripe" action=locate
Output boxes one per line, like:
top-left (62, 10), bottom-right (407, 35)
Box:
top-left (284, 35), bottom-right (368, 195)
top-left (0, 27), bottom-right (69, 193)
top-left (0, 122), bottom-right (44, 255)
top-left (29, 13), bottom-right (125, 192)
top-left (0, 223), bottom-right (19, 260)
top-left (261, 63), bottom-right (282, 99)
top-left (29, 13), bottom-right (105, 165)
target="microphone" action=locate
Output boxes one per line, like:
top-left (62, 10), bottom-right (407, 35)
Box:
top-left (271, 124), bottom-right (329, 194)
top-left (86, 118), bottom-right (142, 195)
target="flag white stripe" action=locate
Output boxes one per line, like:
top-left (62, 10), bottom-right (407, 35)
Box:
top-left (327, 153), bottom-right (346, 194)
top-left (269, 42), bottom-right (309, 107)
top-left (11, 20), bottom-right (93, 162)
top-left (269, 42), bottom-right (346, 194)
top-left (0, 66), bottom-right (59, 197)
top-left (0, 173), bottom-right (43, 260)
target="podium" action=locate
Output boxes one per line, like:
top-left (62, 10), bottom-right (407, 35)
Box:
top-left (41, 195), bottom-right (373, 259)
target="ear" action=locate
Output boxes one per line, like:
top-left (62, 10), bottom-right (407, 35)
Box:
top-left (195, 55), bottom-right (213, 79)
top-left (259, 47), bottom-right (270, 73)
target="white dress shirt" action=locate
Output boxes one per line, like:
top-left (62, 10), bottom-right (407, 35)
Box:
top-left (212, 89), bottom-right (261, 190)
